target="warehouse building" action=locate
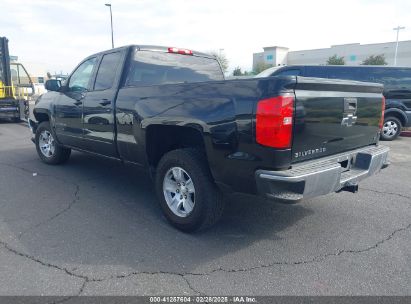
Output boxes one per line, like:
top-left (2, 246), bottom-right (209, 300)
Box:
top-left (252, 40), bottom-right (411, 70)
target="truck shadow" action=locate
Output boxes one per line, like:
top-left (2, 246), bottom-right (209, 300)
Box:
top-left (4, 149), bottom-right (313, 276)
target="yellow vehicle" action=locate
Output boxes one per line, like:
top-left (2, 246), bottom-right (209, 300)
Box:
top-left (0, 37), bottom-right (34, 122)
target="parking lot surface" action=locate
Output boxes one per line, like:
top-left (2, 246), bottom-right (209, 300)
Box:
top-left (0, 121), bottom-right (410, 296)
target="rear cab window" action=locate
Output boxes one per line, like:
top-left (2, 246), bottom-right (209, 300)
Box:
top-left (126, 49), bottom-right (224, 86)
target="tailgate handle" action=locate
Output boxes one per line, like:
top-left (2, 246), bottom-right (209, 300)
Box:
top-left (344, 97), bottom-right (357, 113)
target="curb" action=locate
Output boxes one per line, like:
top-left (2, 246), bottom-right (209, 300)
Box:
top-left (400, 131), bottom-right (411, 137)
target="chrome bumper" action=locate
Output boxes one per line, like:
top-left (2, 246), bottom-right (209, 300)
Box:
top-left (256, 145), bottom-right (390, 202)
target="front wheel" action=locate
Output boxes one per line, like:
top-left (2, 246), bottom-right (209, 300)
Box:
top-left (35, 121), bottom-right (71, 165)
top-left (381, 116), bottom-right (402, 141)
top-left (155, 148), bottom-right (224, 232)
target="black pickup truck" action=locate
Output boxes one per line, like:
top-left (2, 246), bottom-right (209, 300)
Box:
top-left (29, 45), bottom-right (389, 231)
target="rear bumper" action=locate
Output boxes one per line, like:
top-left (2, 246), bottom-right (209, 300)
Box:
top-left (256, 145), bottom-right (389, 202)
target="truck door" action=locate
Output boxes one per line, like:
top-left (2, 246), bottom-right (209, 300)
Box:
top-left (55, 57), bottom-right (97, 147)
top-left (82, 50), bottom-right (124, 157)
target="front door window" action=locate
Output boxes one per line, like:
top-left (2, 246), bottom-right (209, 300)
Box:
top-left (68, 58), bottom-right (97, 92)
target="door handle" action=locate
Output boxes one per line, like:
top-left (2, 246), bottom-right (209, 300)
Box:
top-left (74, 101), bottom-right (82, 106)
top-left (99, 99), bottom-right (112, 106)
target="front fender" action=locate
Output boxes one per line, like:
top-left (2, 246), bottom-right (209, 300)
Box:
top-left (33, 91), bottom-right (58, 122)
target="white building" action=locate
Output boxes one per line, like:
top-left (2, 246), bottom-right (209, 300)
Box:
top-left (253, 40), bottom-right (411, 70)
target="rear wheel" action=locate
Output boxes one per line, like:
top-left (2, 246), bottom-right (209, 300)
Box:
top-left (155, 148), bottom-right (224, 232)
top-left (35, 121), bottom-right (71, 164)
top-left (381, 116), bottom-right (402, 141)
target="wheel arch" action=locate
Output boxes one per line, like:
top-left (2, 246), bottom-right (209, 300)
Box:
top-left (384, 108), bottom-right (407, 126)
top-left (145, 124), bottom-right (209, 169)
top-left (33, 108), bottom-right (50, 123)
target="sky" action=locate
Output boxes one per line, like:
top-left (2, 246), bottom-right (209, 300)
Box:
top-left (1, 0), bottom-right (410, 76)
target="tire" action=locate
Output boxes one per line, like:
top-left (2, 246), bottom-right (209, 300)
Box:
top-left (380, 116), bottom-right (402, 141)
top-left (35, 121), bottom-right (71, 165)
top-left (155, 148), bottom-right (224, 232)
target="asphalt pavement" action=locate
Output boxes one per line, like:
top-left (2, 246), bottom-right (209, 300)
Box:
top-left (0, 120), bottom-right (410, 296)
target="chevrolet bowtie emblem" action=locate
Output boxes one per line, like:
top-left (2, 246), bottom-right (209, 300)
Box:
top-left (341, 113), bottom-right (357, 127)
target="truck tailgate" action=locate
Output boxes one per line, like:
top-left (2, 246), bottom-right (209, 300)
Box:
top-left (292, 77), bottom-right (384, 163)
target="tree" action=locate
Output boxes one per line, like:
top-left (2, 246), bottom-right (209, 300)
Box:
top-left (232, 67), bottom-right (254, 76)
top-left (326, 54), bottom-right (345, 65)
top-left (233, 66), bottom-right (243, 76)
top-left (253, 62), bottom-right (273, 74)
top-left (208, 50), bottom-right (229, 74)
top-left (46, 72), bottom-right (52, 79)
top-left (361, 54), bottom-right (387, 65)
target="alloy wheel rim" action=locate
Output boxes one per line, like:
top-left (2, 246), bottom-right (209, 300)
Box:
top-left (39, 130), bottom-right (56, 158)
top-left (163, 167), bottom-right (195, 218)
top-left (383, 121), bottom-right (398, 138)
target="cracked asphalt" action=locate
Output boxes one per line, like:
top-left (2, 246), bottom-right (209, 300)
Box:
top-left (0, 121), bottom-right (410, 296)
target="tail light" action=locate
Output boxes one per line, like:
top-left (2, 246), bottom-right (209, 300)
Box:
top-left (168, 47), bottom-right (193, 55)
top-left (379, 96), bottom-right (385, 129)
top-left (256, 94), bottom-right (294, 149)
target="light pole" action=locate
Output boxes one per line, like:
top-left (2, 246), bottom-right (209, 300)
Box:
top-left (393, 26), bottom-right (405, 66)
top-left (105, 3), bottom-right (114, 48)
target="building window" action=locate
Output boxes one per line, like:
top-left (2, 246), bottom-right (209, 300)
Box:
top-left (350, 55), bottom-right (357, 61)
top-left (266, 55), bottom-right (273, 61)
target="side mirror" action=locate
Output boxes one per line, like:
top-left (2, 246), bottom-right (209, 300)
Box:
top-left (45, 79), bottom-right (62, 92)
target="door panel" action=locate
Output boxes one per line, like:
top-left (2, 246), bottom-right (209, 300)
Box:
top-left (82, 51), bottom-right (124, 157)
top-left (54, 90), bottom-right (86, 146)
top-left (54, 57), bottom-right (97, 147)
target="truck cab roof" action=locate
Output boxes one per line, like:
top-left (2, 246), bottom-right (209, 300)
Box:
top-left (87, 45), bottom-right (215, 60)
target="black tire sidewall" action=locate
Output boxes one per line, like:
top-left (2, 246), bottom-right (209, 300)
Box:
top-left (155, 150), bottom-right (212, 231)
top-left (381, 116), bottom-right (402, 141)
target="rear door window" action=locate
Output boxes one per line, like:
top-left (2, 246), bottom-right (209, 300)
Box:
top-left (126, 50), bottom-right (224, 86)
top-left (94, 52), bottom-right (122, 91)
